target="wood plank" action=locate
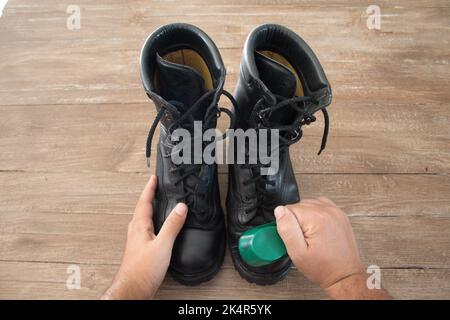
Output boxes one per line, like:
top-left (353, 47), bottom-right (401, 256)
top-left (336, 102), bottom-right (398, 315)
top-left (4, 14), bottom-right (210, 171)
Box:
top-left (1, 206), bottom-right (449, 268)
top-left (0, 172), bottom-right (449, 218)
top-left (0, 261), bottom-right (448, 299)
top-left (1, 4), bottom-right (449, 105)
top-left (1, 43), bottom-right (449, 106)
top-left (6, 0), bottom-right (450, 9)
top-left (0, 103), bottom-right (449, 174)
top-left (3, 1), bottom-right (450, 44)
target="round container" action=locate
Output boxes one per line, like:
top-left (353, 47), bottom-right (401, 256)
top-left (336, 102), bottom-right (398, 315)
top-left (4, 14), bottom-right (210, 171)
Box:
top-left (238, 221), bottom-right (287, 267)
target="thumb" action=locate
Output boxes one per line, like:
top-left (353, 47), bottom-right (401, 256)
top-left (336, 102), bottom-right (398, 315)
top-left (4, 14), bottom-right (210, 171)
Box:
top-left (156, 203), bottom-right (188, 245)
top-left (274, 206), bottom-right (308, 259)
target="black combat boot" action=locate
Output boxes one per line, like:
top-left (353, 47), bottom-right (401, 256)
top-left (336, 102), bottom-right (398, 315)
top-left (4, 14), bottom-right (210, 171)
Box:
top-left (227, 24), bottom-right (332, 285)
top-left (140, 23), bottom-right (235, 285)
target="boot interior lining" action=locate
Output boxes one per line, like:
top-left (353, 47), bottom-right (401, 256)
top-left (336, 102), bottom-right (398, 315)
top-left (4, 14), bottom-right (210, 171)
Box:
top-left (162, 49), bottom-right (214, 90)
top-left (258, 50), bottom-right (304, 97)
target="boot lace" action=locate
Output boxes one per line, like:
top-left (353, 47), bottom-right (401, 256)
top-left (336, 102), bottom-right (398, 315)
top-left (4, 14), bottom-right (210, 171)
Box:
top-left (145, 90), bottom-right (236, 220)
top-left (242, 94), bottom-right (329, 215)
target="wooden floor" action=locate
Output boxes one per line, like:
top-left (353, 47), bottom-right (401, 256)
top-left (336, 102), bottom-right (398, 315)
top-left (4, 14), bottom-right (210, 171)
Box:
top-left (1, 0), bottom-right (449, 299)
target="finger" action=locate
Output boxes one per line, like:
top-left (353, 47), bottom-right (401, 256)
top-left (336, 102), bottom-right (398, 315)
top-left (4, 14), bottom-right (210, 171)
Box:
top-left (134, 175), bottom-right (157, 224)
top-left (274, 206), bottom-right (307, 258)
top-left (156, 203), bottom-right (188, 245)
top-left (138, 175), bottom-right (158, 206)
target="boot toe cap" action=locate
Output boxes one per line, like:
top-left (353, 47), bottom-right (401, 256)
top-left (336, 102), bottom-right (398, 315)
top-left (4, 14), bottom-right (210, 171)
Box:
top-left (171, 227), bottom-right (224, 275)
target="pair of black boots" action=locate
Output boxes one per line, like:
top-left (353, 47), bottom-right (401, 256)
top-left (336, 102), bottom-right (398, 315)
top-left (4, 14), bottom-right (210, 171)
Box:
top-left (140, 23), bottom-right (332, 285)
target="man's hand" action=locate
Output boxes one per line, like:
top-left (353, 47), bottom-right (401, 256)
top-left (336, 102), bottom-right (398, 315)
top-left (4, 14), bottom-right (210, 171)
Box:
top-left (274, 198), bottom-right (391, 299)
top-left (102, 175), bottom-right (187, 300)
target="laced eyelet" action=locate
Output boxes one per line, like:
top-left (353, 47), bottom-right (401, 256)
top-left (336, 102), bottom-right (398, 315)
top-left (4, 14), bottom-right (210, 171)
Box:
top-left (144, 89), bottom-right (241, 223)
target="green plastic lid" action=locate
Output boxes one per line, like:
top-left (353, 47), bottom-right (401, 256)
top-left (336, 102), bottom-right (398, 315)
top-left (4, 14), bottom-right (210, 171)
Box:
top-left (238, 221), bottom-right (287, 267)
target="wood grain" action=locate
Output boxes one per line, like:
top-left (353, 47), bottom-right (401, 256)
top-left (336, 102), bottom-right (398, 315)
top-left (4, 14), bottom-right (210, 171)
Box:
top-left (1, 3), bottom-right (449, 105)
top-left (0, 0), bottom-right (449, 299)
top-left (0, 261), bottom-right (449, 300)
top-left (0, 172), bottom-right (449, 218)
top-left (0, 103), bottom-right (448, 174)
top-left (1, 214), bottom-right (449, 268)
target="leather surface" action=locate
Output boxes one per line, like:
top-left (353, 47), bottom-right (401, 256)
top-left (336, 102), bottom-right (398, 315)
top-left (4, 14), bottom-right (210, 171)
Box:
top-left (162, 49), bottom-right (214, 90)
top-left (239, 24), bottom-right (332, 110)
top-left (255, 51), bottom-right (297, 98)
top-left (141, 23), bottom-right (224, 95)
top-left (156, 53), bottom-right (206, 115)
top-left (171, 227), bottom-right (224, 274)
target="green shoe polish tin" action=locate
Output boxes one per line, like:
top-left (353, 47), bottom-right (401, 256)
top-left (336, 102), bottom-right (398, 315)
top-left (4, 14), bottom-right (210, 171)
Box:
top-left (238, 221), bottom-right (287, 267)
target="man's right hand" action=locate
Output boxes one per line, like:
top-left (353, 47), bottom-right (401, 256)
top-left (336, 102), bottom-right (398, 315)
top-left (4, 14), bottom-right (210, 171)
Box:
top-left (274, 198), bottom-right (391, 299)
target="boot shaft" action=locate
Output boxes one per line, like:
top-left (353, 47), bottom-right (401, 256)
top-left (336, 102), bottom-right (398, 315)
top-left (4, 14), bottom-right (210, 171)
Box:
top-left (140, 23), bottom-right (226, 129)
top-left (236, 24), bottom-right (332, 119)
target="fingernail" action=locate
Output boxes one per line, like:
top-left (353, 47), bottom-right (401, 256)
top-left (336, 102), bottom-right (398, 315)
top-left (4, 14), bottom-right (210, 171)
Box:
top-left (174, 203), bottom-right (188, 216)
top-left (274, 206), bottom-right (286, 220)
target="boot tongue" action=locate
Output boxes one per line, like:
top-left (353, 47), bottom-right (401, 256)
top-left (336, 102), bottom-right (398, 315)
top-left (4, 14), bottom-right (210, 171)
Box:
top-left (254, 52), bottom-right (298, 126)
top-left (255, 51), bottom-right (297, 98)
top-left (156, 53), bottom-right (206, 120)
top-left (156, 55), bottom-right (206, 215)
